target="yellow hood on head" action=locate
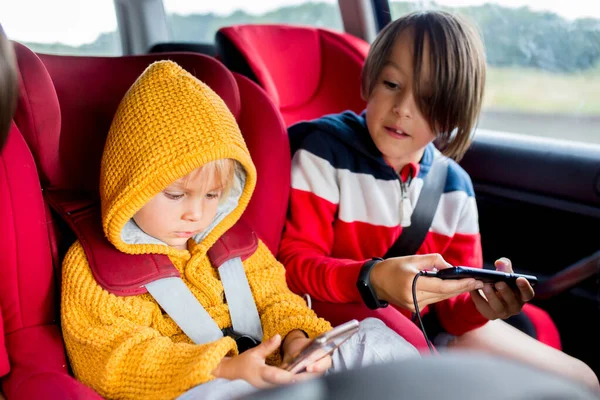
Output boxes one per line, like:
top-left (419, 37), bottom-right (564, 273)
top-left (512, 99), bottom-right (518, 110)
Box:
top-left (100, 60), bottom-right (256, 255)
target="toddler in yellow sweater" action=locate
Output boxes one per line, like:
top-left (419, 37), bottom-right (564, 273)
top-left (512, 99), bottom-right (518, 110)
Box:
top-left (60, 60), bottom-right (419, 400)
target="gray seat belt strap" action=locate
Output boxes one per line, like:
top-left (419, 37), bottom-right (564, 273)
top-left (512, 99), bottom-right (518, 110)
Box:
top-left (145, 277), bottom-right (223, 345)
top-left (219, 257), bottom-right (264, 342)
top-left (145, 258), bottom-right (264, 344)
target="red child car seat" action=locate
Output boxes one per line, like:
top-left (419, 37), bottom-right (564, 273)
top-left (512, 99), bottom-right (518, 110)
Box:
top-left (216, 24), bottom-right (369, 126)
top-left (3, 41), bottom-right (290, 398)
top-left (19, 45), bottom-right (290, 257)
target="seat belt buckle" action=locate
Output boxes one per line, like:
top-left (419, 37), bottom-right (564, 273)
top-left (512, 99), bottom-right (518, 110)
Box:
top-left (222, 327), bottom-right (261, 353)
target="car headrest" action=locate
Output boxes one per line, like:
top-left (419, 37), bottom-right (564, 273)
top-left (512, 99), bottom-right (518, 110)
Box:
top-left (216, 24), bottom-right (369, 126)
top-left (13, 41), bottom-right (241, 195)
top-left (12, 41), bottom-right (61, 190)
top-left (217, 24), bottom-right (324, 109)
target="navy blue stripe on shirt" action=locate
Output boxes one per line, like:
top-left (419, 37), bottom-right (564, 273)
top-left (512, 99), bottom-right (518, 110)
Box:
top-left (296, 130), bottom-right (399, 181)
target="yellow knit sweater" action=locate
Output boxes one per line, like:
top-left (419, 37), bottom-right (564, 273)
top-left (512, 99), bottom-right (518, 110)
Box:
top-left (60, 60), bottom-right (331, 400)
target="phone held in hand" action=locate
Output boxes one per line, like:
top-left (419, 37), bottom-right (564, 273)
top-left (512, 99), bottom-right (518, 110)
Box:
top-left (424, 266), bottom-right (538, 286)
top-left (280, 319), bottom-right (360, 374)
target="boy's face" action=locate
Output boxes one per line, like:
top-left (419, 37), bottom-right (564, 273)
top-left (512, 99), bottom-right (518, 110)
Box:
top-left (133, 167), bottom-right (224, 250)
top-left (365, 29), bottom-right (437, 172)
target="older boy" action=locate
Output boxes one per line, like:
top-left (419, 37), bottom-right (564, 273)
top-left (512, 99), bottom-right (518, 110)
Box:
top-left (279, 10), bottom-right (598, 388)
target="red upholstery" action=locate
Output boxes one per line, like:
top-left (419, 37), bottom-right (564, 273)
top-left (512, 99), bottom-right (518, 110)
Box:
top-left (0, 125), bottom-right (100, 399)
top-left (522, 303), bottom-right (561, 350)
top-left (232, 72), bottom-right (290, 252)
top-left (0, 310), bottom-right (8, 378)
top-left (217, 24), bottom-right (369, 126)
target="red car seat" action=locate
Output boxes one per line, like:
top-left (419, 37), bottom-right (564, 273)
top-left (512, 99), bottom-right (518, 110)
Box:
top-left (216, 24), bottom-right (369, 126)
top-left (0, 122), bottom-right (101, 399)
top-left (18, 43), bottom-right (289, 257)
top-left (2, 42), bottom-right (289, 398)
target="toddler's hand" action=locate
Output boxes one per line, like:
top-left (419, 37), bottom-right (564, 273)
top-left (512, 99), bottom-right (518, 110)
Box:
top-left (281, 334), bottom-right (332, 377)
top-left (212, 334), bottom-right (297, 388)
top-left (282, 331), bottom-right (332, 379)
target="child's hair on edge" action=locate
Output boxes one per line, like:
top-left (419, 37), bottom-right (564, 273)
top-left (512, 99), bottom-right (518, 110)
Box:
top-left (361, 10), bottom-right (487, 160)
top-left (179, 158), bottom-right (239, 202)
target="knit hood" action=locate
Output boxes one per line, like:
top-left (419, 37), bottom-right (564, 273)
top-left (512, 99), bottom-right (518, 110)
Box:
top-left (99, 60), bottom-right (256, 256)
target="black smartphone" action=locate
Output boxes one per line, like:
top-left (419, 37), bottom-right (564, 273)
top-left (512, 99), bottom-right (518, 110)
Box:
top-left (423, 266), bottom-right (538, 286)
top-left (279, 319), bottom-right (360, 374)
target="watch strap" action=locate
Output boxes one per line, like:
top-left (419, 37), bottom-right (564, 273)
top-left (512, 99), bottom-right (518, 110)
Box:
top-left (356, 258), bottom-right (389, 310)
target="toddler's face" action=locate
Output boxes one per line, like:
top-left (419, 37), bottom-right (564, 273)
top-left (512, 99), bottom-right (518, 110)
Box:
top-left (133, 167), bottom-right (224, 250)
top-left (365, 28), bottom-right (437, 172)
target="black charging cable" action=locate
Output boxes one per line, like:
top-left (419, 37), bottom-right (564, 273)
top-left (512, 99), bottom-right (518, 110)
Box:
top-left (412, 271), bottom-right (435, 354)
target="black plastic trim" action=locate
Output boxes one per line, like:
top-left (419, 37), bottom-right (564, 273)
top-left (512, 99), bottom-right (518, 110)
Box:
top-left (461, 129), bottom-right (600, 209)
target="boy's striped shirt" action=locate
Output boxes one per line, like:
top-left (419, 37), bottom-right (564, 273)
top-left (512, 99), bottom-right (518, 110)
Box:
top-left (279, 111), bottom-right (488, 336)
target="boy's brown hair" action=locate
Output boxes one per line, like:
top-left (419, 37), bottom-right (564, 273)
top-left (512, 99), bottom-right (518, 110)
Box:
top-left (0, 24), bottom-right (18, 151)
top-left (361, 10), bottom-right (486, 160)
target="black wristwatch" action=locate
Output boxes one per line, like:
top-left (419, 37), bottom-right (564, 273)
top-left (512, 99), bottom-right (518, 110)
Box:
top-left (356, 258), bottom-right (389, 310)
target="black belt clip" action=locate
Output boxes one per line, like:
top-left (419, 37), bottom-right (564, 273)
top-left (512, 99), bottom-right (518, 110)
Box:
top-left (222, 327), bottom-right (260, 353)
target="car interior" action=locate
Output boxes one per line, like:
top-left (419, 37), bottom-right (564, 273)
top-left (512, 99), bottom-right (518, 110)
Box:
top-left (1, 0), bottom-right (599, 398)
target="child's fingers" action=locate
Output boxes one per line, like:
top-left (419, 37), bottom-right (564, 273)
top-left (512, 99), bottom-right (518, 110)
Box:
top-left (252, 334), bottom-right (281, 358)
top-left (515, 277), bottom-right (535, 302)
top-left (419, 277), bottom-right (483, 304)
top-left (305, 355), bottom-right (332, 374)
top-left (470, 288), bottom-right (495, 320)
top-left (412, 253), bottom-right (454, 271)
top-left (494, 282), bottom-right (523, 315)
top-left (483, 284), bottom-right (510, 319)
top-left (292, 371), bottom-right (325, 382)
top-left (260, 365), bottom-right (296, 386)
top-left (494, 257), bottom-right (513, 273)
top-left (430, 277), bottom-right (481, 295)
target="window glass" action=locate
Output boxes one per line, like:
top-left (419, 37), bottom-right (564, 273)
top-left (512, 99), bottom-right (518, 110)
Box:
top-left (163, 0), bottom-right (343, 43)
top-left (1, 0), bottom-right (121, 56)
top-left (390, 1), bottom-right (600, 145)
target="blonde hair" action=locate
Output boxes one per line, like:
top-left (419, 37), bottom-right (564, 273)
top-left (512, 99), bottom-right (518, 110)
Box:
top-left (361, 10), bottom-right (487, 160)
top-left (179, 159), bottom-right (238, 202)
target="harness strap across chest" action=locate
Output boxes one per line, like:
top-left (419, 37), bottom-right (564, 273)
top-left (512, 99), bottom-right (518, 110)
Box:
top-left (46, 189), bottom-right (263, 349)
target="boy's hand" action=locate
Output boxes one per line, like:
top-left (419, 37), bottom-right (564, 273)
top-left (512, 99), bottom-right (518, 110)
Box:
top-left (471, 258), bottom-right (535, 320)
top-left (212, 334), bottom-right (299, 388)
top-left (281, 330), bottom-right (332, 375)
top-left (370, 254), bottom-right (484, 312)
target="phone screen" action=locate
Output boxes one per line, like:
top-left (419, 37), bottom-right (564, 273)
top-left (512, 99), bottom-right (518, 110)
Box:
top-left (280, 319), bottom-right (360, 374)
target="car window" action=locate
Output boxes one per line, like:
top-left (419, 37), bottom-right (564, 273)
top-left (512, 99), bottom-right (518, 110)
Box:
top-left (163, 0), bottom-right (344, 43)
top-left (390, 1), bottom-right (600, 145)
top-left (0, 0), bottom-right (121, 56)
